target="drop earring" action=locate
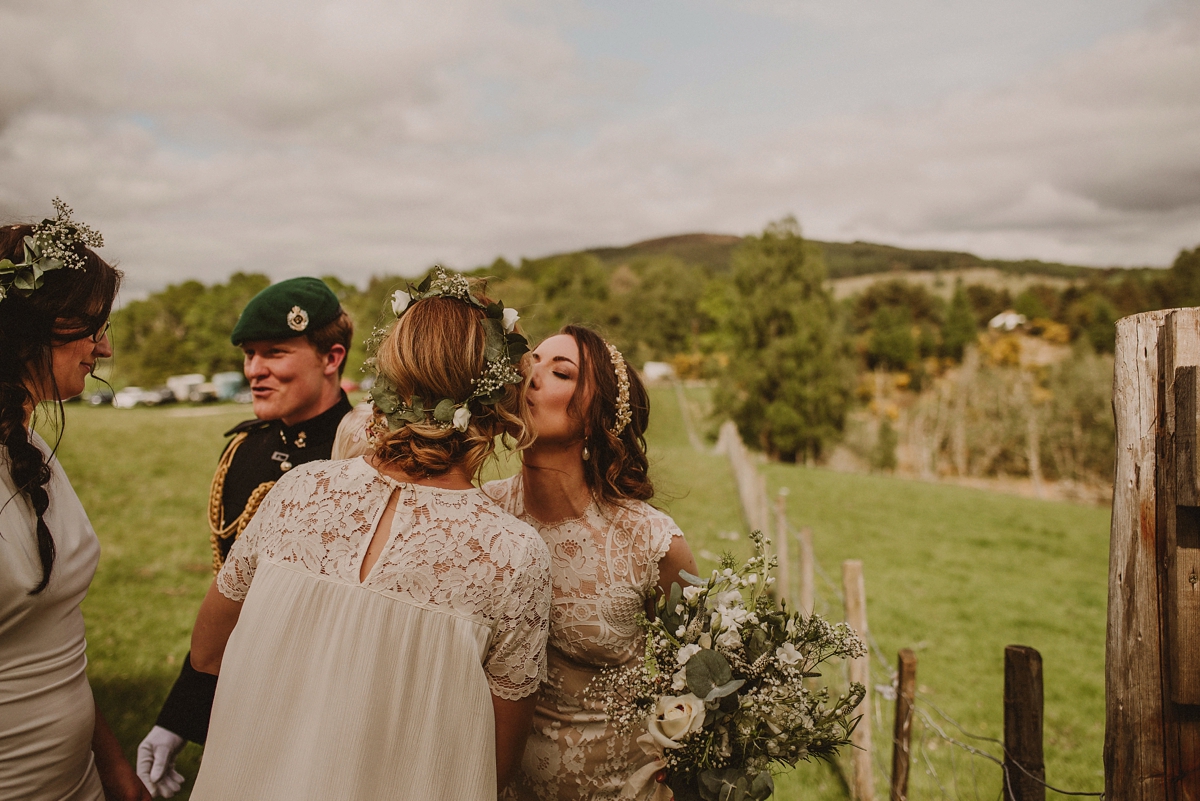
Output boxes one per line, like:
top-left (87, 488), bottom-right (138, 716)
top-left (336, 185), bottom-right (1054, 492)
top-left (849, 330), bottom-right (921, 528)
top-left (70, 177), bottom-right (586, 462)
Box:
top-left (582, 443), bottom-right (591, 461)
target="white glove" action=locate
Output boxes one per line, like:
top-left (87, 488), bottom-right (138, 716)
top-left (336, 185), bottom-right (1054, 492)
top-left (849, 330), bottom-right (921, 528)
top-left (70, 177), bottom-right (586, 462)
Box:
top-left (136, 725), bottom-right (187, 798)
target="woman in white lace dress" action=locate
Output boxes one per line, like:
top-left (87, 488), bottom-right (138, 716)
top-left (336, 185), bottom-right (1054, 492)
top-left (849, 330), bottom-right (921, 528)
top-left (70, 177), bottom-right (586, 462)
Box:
top-left (484, 325), bottom-right (697, 801)
top-left (185, 277), bottom-right (553, 801)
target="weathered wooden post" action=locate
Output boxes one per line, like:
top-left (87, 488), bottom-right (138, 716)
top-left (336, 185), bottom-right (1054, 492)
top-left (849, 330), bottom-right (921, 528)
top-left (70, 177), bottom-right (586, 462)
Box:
top-left (1105, 308), bottom-right (1200, 799)
top-left (890, 649), bottom-right (917, 801)
top-left (1003, 645), bottom-right (1044, 801)
top-left (843, 560), bottom-right (875, 801)
top-left (774, 489), bottom-right (792, 605)
top-left (798, 526), bottom-right (815, 616)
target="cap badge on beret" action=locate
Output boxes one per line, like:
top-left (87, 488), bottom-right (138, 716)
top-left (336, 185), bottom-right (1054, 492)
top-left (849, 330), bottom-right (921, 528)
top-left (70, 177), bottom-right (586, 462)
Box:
top-left (287, 306), bottom-right (309, 332)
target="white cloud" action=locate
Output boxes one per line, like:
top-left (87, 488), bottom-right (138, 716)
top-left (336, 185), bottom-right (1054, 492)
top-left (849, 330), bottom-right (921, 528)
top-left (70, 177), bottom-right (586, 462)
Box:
top-left (0, 0), bottom-right (1196, 298)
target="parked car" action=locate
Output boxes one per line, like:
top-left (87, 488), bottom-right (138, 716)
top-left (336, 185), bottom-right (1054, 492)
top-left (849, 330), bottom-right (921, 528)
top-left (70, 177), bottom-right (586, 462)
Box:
top-left (188, 382), bottom-right (220, 403)
top-left (87, 388), bottom-right (114, 406)
top-left (166, 373), bottom-right (206, 402)
top-left (212, 371), bottom-right (246, 401)
top-left (233, 387), bottom-right (253, 404)
top-left (113, 387), bottom-right (153, 409)
top-left (145, 387), bottom-right (177, 405)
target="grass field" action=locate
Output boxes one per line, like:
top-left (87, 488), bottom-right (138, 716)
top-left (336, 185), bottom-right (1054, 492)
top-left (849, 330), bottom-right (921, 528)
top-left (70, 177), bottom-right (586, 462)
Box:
top-left (41, 386), bottom-right (1109, 799)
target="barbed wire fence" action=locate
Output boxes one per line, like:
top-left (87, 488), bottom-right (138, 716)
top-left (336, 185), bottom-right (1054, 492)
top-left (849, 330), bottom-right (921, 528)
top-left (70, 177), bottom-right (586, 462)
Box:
top-left (802, 534), bottom-right (1103, 799)
top-left (695, 385), bottom-right (1107, 799)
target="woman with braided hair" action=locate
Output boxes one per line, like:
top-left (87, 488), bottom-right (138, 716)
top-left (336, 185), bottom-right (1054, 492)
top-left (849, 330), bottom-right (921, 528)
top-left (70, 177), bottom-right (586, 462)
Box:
top-left (0, 209), bottom-right (150, 800)
top-left (484, 325), bottom-right (698, 801)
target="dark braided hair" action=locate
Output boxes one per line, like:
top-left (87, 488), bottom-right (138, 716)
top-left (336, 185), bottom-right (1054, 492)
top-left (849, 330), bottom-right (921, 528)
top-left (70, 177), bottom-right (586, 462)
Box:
top-left (561, 325), bottom-right (654, 505)
top-left (0, 223), bottom-right (120, 594)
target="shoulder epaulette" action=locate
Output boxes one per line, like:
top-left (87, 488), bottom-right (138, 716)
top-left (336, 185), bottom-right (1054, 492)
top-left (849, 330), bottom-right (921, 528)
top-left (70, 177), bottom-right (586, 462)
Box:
top-left (224, 418), bottom-right (271, 437)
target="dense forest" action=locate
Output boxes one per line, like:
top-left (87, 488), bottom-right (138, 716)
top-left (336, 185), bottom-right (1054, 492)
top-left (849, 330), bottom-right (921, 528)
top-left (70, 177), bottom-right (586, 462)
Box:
top-left (107, 220), bottom-right (1200, 487)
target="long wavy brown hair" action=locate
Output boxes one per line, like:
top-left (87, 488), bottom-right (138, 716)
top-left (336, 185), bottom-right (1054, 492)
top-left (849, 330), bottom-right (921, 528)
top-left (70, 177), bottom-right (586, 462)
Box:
top-left (0, 223), bottom-right (121, 594)
top-left (561, 324), bottom-right (654, 505)
top-left (372, 294), bottom-right (533, 479)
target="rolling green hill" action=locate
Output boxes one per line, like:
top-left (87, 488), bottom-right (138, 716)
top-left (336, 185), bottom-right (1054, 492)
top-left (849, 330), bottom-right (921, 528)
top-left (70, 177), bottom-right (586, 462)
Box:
top-left (566, 231), bottom-right (1149, 280)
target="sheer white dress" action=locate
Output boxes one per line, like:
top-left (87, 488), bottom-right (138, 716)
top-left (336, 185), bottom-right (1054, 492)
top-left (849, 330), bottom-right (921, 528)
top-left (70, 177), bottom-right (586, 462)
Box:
top-left (484, 475), bottom-right (684, 801)
top-left (0, 432), bottom-right (104, 801)
top-left (191, 457), bottom-right (553, 801)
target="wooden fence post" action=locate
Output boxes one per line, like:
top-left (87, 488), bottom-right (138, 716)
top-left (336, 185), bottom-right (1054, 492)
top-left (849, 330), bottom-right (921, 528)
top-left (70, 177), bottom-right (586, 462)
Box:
top-left (1105, 309), bottom-right (1200, 799)
top-left (1003, 645), bottom-right (1045, 801)
top-left (843, 560), bottom-right (874, 801)
top-left (798, 526), bottom-right (814, 616)
top-left (774, 490), bottom-right (792, 605)
top-left (890, 649), bottom-right (916, 801)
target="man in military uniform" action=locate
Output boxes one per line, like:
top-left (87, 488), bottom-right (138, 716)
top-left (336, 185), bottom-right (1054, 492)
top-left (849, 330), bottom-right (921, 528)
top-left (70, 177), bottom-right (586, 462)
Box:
top-left (137, 277), bottom-right (355, 797)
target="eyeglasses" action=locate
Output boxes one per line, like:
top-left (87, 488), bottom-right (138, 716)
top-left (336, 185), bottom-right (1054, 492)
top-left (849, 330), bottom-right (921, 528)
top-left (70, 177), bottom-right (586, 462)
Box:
top-left (91, 321), bottom-right (111, 343)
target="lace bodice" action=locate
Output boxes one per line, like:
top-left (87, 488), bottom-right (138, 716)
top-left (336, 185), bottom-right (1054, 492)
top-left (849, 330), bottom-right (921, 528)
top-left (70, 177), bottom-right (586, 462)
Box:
top-left (484, 475), bottom-right (683, 669)
top-left (485, 475), bottom-right (685, 799)
top-left (218, 457), bottom-right (552, 700)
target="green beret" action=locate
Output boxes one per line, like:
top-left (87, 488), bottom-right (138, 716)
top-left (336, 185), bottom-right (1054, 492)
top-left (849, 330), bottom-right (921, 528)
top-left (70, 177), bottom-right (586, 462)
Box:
top-left (230, 277), bottom-right (342, 345)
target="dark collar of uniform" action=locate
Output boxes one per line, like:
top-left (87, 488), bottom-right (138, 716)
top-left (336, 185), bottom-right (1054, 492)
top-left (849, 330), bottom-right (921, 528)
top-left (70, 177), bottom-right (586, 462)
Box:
top-left (224, 392), bottom-right (354, 440)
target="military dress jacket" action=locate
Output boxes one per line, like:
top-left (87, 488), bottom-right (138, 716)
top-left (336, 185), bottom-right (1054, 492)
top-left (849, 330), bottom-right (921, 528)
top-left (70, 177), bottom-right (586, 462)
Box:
top-left (156, 393), bottom-right (354, 744)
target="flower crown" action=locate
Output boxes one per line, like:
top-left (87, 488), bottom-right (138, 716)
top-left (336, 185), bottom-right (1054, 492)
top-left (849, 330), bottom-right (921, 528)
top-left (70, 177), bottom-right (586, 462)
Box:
top-left (0, 198), bottom-right (104, 304)
top-left (366, 267), bottom-right (529, 434)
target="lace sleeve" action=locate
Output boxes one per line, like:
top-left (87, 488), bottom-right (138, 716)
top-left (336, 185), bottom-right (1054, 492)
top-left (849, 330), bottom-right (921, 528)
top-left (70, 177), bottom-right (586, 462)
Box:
top-left (485, 534), bottom-right (552, 701)
top-left (215, 483), bottom-right (283, 602)
top-left (640, 513), bottom-right (686, 598)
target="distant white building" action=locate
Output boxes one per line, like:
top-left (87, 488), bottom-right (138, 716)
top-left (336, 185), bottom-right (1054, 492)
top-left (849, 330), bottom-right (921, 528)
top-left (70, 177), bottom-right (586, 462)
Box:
top-left (641, 361), bottom-right (676, 382)
top-left (988, 311), bottom-right (1027, 332)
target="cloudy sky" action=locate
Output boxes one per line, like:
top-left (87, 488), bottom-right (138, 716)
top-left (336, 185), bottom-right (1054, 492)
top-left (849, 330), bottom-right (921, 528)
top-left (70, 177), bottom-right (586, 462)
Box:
top-left (2, 0), bottom-right (1198, 295)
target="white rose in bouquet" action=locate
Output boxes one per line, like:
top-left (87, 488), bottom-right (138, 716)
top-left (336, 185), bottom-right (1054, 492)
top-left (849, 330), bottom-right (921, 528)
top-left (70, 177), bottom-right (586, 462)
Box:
top-left (647, 694), bottom-right (707, 749)
top-left (676, 644), bottom-right (701, 665)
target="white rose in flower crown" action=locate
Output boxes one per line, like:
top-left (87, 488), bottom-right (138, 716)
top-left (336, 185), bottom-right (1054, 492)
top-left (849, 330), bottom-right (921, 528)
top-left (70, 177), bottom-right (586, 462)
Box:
top-left (647, 693), bottom-right (706, 749)
top-left (452, 406), bottom-right (471, 432)
top-left (502, 307), bottom-right (520, 333)
top-left (671, 669), bottom-right (687, 691)
top-left (391, 290), bottom-right (411, 316)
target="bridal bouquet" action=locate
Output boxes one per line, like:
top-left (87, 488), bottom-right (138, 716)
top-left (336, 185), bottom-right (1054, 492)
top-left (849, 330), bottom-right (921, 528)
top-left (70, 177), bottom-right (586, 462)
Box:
top-left (588, 531), bottom-right (866, 801)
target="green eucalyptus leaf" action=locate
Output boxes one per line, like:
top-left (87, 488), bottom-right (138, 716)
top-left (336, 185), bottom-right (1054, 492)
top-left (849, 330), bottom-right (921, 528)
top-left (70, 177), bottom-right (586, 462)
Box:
top-left (23, 235), bottom-right (38, 256)
top-left (408, 396), bottom-right (425, 412)
top-left (686, 648), bottom-right (731, 699)
top-left (485, 301), bottom-right (503, 318)
top-left (702, 678), bottom-right (744, 703)
top-left (398, 409), bottom-right (424, 423)
top-left (13, 269), bottom-right (36, 290)
top-left (505, 333), bottom-right (530, 357)
top-left (417, 274), bottom-right (432, 293)
top-left (744, 628), bottom-right (770, 663)
top-left (678, 570), bottom-right (707, 586)
top-left (433, 399), bottom-right (456, 422)
top-left (749, 771), bottom-right (773, 801)
top-left (482, 319), bottom-right (505, 360)
top-left (0, 259), bottom-right (15, 272)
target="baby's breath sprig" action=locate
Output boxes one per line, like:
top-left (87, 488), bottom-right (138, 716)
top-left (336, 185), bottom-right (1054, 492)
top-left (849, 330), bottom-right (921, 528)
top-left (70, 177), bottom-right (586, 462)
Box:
top-left (584, 527), bottom-right (865, 801)
top-left (366, 266), bottom-right (529, 434)
top-left (0, 198), bottom-right (104, 303)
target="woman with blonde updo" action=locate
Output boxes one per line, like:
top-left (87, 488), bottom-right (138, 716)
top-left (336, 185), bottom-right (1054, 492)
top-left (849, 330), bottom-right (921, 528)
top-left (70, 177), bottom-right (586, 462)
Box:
top-left (185, 273), bottom-right (552, 801)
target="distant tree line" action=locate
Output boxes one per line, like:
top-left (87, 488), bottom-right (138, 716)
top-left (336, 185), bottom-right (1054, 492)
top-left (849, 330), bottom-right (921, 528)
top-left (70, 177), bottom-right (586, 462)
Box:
top-left (107, 224), bottom-right (1199, 479)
